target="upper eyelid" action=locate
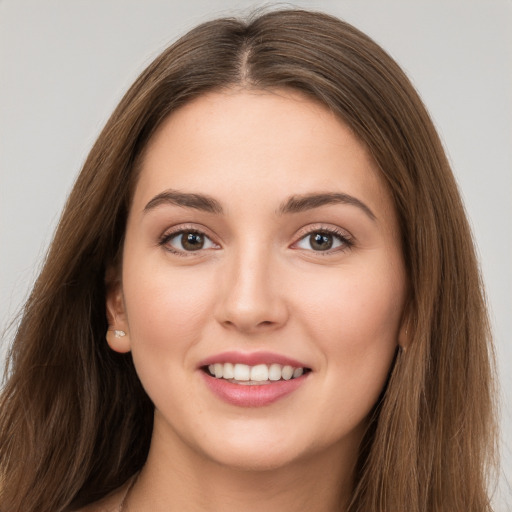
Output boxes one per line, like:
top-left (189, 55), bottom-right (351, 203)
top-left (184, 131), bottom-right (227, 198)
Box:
top-left (158, 223), bottom-right (353, 247)
top-left (160, 223), bottom-right (217, 240)
top-left (291, 225), bottom-right (354, 253)
top-left (158, 225), bottom-right (219, 252)
top-left (159, 227), bottom-right (219, 256)
top-left (293, 223), bottom-right (352, 240)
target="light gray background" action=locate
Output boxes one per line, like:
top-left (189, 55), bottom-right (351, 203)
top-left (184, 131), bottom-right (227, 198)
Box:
top-left (1, 0), bottom-right (510, 509)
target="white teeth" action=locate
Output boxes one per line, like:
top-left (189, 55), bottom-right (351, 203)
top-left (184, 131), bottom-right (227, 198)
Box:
top-left (250, 364), bottom-right (269, 381)
top-left (214, 363), bottom-right (223, 378)
top-left (293, 367), bottom-right (303, 378)
top-left (281, 365), bottom-right (294, 380)
top-left (223, 362), bottom-right (234, 379)
top-left (268, 364), bottom-right (282, 381)
top-left (207, 362), bottom-right (307, 383)
top-left (233, 363), bottom-right (250, 381)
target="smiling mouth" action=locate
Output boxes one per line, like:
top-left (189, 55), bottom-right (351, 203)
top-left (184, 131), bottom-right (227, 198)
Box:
top-left (203, 363), bottom-right (311, 385)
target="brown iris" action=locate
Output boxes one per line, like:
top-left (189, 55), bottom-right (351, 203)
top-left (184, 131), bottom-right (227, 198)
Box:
top-left (309, 232), bottom-right (333, 251)
top-left (181, 232), bottom-right (205, 251)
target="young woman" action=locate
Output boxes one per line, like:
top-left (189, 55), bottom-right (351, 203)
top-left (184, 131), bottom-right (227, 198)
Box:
top-left (0, 9), bottom-right (497, 512)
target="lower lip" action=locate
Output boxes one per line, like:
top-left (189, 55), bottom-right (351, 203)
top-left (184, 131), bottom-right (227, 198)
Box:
top-left (201, 371), bottom-right (309, 407)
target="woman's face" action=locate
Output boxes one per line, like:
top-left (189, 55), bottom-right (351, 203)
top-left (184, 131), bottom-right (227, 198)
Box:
top-left (108, 89), bottom-right (407, 471)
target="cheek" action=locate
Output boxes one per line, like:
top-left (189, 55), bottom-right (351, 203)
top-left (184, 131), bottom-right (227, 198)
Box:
top-left (120, 260), bottom-right (220, 412)
top-left (296, 256), bottom-right (405, 378)
top-left (122, 261), bottom-right (216, 360)
top-left (302, 266), bottom-right (403, 337)
top-left (297, 261), bottom-right (404, 430)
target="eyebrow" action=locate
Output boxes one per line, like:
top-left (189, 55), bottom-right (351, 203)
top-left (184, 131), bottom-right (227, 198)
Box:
top-left (278, 192), bottom-right (376, 220)
top-left (144, 189), bottom-right (223, 214)
top-left (143, 189), bottom-right (375, 221)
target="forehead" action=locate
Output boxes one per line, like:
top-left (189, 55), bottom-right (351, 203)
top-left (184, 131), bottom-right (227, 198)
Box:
top-left (133, 89), bottom-right (394, 219)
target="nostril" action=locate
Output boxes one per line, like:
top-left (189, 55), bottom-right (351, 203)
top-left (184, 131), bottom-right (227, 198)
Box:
top-left (221, 318), bottom-right (279, 333)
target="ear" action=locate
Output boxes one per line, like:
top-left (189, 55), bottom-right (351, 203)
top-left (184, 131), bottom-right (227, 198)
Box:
top-left (105, 269), bottom-right (131, 354)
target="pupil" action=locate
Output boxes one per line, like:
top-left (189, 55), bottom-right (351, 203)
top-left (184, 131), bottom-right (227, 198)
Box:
top-left (182, 232), bottom-right (204, 251)
top-left (310, 233), bottom-right (332, 251)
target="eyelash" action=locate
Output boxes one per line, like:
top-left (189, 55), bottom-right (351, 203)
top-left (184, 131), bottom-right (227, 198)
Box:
top-left (158, 225), bottom-right (216, 257)
top-left (158, 224), bottom-right (354, 256)
top-left (292, 225), bottom-right (354, 255)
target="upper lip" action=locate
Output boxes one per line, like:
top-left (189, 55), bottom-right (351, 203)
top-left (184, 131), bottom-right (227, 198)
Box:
top-left (198, 351), bottom-right (310, 369)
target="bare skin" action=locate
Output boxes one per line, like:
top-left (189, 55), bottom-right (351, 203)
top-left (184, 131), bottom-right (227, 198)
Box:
top-left (78, 444), bottom-right (354, 512)
top-left (80, 89), bottom-right (407, 511)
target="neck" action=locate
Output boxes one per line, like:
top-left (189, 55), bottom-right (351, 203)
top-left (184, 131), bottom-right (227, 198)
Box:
top-left (126, 416), bottom-right (360, 512)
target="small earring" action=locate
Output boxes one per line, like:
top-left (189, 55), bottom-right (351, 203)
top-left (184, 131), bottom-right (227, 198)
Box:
top-left (114, 330), bottom-right (126, 338)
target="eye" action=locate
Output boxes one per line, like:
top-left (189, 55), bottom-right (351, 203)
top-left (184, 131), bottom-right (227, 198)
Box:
top-left (160, 229), bottom-right (218, 253)
top-left (294, 229), bottom-right (352, 252)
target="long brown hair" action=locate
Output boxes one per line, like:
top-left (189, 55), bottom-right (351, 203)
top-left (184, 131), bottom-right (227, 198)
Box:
top-left (0, 9), bottom-right (497, 512)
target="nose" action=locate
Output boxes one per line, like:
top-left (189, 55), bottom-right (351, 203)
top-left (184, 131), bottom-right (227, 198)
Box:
top-left (215, 244), bottom-right (289, 334)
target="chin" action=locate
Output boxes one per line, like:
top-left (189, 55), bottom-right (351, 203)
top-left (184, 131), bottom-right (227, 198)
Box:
top-left (197, 428), bottom-right (319, 473)
top-left (206, 446), bottom-right (304, 472)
